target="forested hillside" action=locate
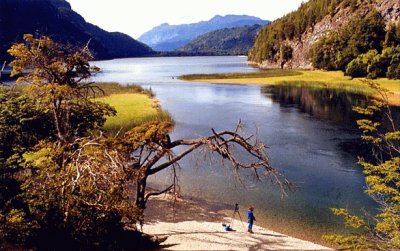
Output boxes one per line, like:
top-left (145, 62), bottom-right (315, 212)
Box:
top-left (248, 0), bottom-right (400, 78)
top-left (0, 0), bottom-right (154, 61)
top-left (138, 15), bottom-right (269, 51)
top-left (176, 25), bottom-right (263, 56)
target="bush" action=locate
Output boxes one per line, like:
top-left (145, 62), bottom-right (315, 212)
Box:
top-left (345, 50), bottom-right (378, 78)
top-left (346, 59), bottom-right (368, 78)
top-left (387, 64), bottom-right (400, 79)
top-left (385, 46), bottom-right (400, 79)
top-left (344, 47), bottom-right (400, 79)
top-left (311, 10), bottom-right (385, 71)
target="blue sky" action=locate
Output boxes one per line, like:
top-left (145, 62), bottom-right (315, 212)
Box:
top-left (67, 0), bottom-right (305, 38)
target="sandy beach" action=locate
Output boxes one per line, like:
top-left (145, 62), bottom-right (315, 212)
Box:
top-left (143, 195), bottom-right (333, 251)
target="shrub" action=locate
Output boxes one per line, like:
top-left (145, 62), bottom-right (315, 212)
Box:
top-left (345, 50), bottom-right (378, 78)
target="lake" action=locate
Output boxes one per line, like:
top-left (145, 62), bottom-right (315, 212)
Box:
top-left (92, 56), bottom-right (377, 242)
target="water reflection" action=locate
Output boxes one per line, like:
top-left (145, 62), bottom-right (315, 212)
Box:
top-left (91, 56), bottom-right (383, 243)
top-left (261, 85), bottom-right (370, 127)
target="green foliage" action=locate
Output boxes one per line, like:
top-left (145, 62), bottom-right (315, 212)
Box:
top-left (0, 88), bottom-right (53, 244)
top-left (280, 44), bottom-right (293, 68)
top-left (21, 139), bottom-right (142, 249)
top-left (345, 46), bottom-right (400, 79)
top-left (311, 10), bottom-right (386, 71)
top-left (323, 234), bottom-right (373, 251)
top-left (385, 45), bottom-right (400, 79)
top-left (249, 0), bottom-right (346, 63)
top-left (177, 24), bottom-right (263, 56)
top-left (89, 82), bottom-right (155, 98)
top-left (330, 208), bottom-right (366, 229)
top-left (324, 81), bottom-right (400, 250)
top-left (384, 22), bottom-right (400, 48)
top-left (125, 121), bottom-right (174, 149)
top-left (1, 35), bottom-right (153, 249)
top-left (8, 34), bottom-right (116, 143)
top-left (310, 14), bottom-right (400, 80)
top-left (387, 64), bottom-right (400, 79)
top-left (180, 69), bottom-right (301, 80)
top-left (345, 50), bottom-right (378, 78)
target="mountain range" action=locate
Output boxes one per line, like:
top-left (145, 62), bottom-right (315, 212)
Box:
top-left (138, 15), bottom-right (270, 51)
top-left (177, 24), bottom-right (263, 56)
top-left (0, 0), bottom-right (154, 61)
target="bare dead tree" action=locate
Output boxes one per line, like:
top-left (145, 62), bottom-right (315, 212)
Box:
top-left (57, 121), bottom-right (290, 231)
top-left (122, 121), bottom-right (291, 210)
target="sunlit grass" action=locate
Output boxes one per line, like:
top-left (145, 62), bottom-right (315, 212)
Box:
top-left (179, 69), bottom-right (301, 80)
top-left (180, 70), bottom-right (400, 105)
top-left (94, 83), bottom-right (172, 133)
top-left (92, 82), bottom-right (154, 97)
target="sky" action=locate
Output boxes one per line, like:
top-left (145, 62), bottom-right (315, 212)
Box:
top-left (66, 0), bottom-right (305, 39)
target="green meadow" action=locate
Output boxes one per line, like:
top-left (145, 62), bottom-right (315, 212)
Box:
top-left (180, 70), bottom-right (400, 105)
top-left (94, 83), bottom-right (171, 133)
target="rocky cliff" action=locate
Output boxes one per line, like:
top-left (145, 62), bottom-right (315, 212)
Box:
top-left (249, 0), bottom-right (400, 69)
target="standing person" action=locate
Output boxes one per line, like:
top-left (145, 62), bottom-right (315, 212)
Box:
top-left (247, 206), bottom-right (256, 233)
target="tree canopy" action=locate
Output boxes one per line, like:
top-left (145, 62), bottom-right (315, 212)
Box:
top-left (1, 35), bottom-right (288, 249)
top-left (249, 0), bottom-right (347, 63)
top-left (310, 12), bottom-right (400, 79)
top-left (324, 81), bottom-right (400, 250)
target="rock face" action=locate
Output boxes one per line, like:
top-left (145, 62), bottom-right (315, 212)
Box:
top-left (138, 15), bottom-right (270, 51)
top-left (0, 0), bottom-right (154, 61)
top-left (252, 0), bottom-right (400, 69)
top-left (176, 25), bottom-right (263, 56)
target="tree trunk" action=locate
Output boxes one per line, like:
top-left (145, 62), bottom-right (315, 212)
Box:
top-left (280, 60), bottom-right (285, 69)
top-left (135, 178), bottom-right (147, 210)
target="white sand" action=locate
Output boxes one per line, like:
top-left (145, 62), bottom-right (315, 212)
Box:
top-left (143, 196), bottom-right (333, 251)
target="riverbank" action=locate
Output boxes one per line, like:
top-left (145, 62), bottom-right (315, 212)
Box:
top-left (143, 194), bottom-right (333, 250)
top-left (180, 70), bottom-right (400, 106)
top-left (94, 82), bottom-right (172, 133)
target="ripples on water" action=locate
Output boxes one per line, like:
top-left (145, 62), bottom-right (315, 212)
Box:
top-left (92, 56), bottom-right (379, 242)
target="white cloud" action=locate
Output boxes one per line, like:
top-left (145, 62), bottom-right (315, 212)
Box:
top-left (67, 0), bottom-right (304, 38)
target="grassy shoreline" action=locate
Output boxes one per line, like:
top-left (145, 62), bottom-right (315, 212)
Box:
top-left (94, 82), bottom-right (172, 133)
top-left (180, 70), bottom-right (400, 106)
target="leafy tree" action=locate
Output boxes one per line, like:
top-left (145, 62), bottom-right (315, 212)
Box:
top-left (385, 46), bottom-right (400, 79)
top-left (8, 34), bottom-right (115, 144)
top-left (345, 50), bottom-right (378, 78)
top-left (384, 22), bottom-right (400, 48)
top-left (387, 64), bottom-right (400, 80)
top-left (2, 35), bottom-right (289, 249)
top-left (2, 35), bottom-right (118, 248)
top-left (249, 0), bottom-right (346, 63)
top-left (0, 89), bottom-right (53, 243)
top-left (310, 31), bottom-right (342, 70)
top-left (344, 46), bottom-right (400, 79)
top-left (324, 81), bottom-right (400, 250)
top-left (280, 44), bottom-right (293, 69)
top-left (311, 10), bottom-right (386, 72)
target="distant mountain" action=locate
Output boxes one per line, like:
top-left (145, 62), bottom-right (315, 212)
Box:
top-left (138, 15), bottom-right (270, 51)
top-left (177, 24), bottom-right (263, 56)
top-left (0, 0), bottom-right (154, 61)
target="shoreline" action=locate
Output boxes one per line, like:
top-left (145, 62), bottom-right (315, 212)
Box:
top-left (179, 70), bottom-right (400, 106)
top-left (143, 194), bottom-right (333, 250)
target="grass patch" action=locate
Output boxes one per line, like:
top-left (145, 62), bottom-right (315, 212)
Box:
top-left (180, 70), bottom-right (400, 106)
top-left (92, 82), bottom-right (154, 97)
top-left (94, 83), bottom-right (172, 133)
top-left (179, 69), bottom-right (301, 80)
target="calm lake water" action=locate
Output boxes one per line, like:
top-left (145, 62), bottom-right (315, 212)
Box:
top-left (92, 56), bottom-right (377, 242)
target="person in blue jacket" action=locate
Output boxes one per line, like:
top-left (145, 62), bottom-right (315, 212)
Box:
top-left (247, 206), bottom-right (256, 233)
